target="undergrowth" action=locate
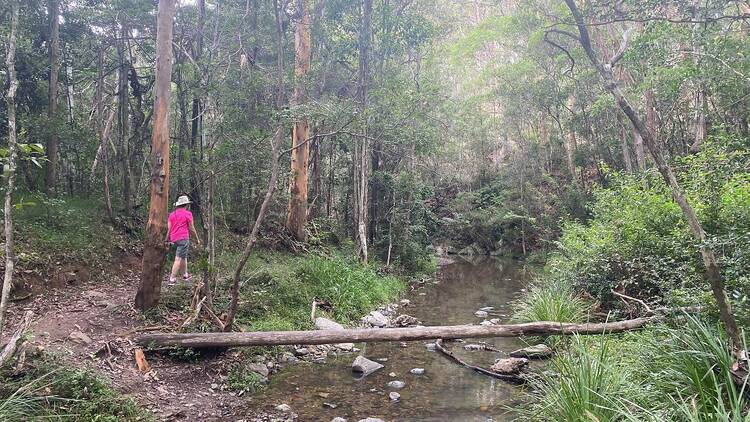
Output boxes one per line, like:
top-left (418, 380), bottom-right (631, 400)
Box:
top-left (0, 355), bottom-right (151, 421)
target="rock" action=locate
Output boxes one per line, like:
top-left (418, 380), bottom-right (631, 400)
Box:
top-left (392, 314), bottom-right (419, 327)
top-left (399, 299), bottom-right (411, 306)
top-left (510, 344), bottom-right (554, 359)
top-left (331, 418), bottom-right (347, 422)
top-left (68, 330), bottom-right (92, 345)
top-left (490, 318), bottom-right (501, 324)
top-left (399, 342), bottom-right (408, 348)
top-left (335, 342), bottom-right (355, 352)
top-left (425, 342), bottom-right (437, 352)
top-left (479, 306), bottom-right (494, 311)
top-left (474, 310), bottom-right (489, 318)
top-left (275, 404), bottom-right (292, 412)
top-left (388, 372), bottom-right (397, 377)
top-left (294, 348), bottom-right (309, 356)
top-left (357, 419), bottom-right (385, 422)
top-left (491, 358), bottom-right (529, 375)
top-left (352, 356), bottom-right (384, 377)
top-left (409, 368), bottom-right (425, 375)
top-left (323, 402), bottom-right (338, 409)
top-left (463, 344), bottom-right (484, 351)
top-left (315, 317), bottom-right (344, 331)
top-left (363, 311), bottom-right (388, 328)
top-left (247, 362), bottom-right (269, 378)
top-left (387, 380), bottom-right (405, 389)
top-left (479, 320), bottom-right (493, 326)
top-left (389, 392), bottom-right (401, 401)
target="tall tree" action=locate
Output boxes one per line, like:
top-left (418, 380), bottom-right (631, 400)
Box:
top-left (135, 0), bottom-right (178, 310)
top-left (0, 0), bottom-right (20, 333)
top-left (354, 0), bottom-right (373, 263)
top-left (45, 0), bottom-right (61, 195)
top-left (286, 0), bottom-right (313, 241)
top-left (562, 0), bottom-right (742, 351)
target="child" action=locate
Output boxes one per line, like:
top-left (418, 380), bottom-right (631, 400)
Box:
top-left (165, 195), bottom-right (201, 284)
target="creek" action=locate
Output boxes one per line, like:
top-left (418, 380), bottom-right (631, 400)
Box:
top-left (250, 257), bottom-right (532, 421)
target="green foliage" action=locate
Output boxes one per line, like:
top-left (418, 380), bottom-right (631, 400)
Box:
top-left (512, 281), bottom-right (589, 325)
top-left (0, 356), bottom-right (150, 421)
top-left (542, 137), bottom-right (750, 314)
top-left (215, 249), bottom-right (405, 331)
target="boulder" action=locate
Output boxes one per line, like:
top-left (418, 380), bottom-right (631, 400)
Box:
top-left (246, 362), bottom-right (269, 378)
top-left (352, 356), bottom-right (384, 377)
top-left (363, 311), bottom-right (388, 328)
top-left (68, 330), bottom-right (92, 345)
top-left (510, 344), bottom-right (553, 359)
top-left (491, 358), bottom-right (529, 375)
top-left (315, 317), bottom-right (345, 331)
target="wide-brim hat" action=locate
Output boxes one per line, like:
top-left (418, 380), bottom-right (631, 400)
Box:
top-left (174, 195), bottom-right (192, 207)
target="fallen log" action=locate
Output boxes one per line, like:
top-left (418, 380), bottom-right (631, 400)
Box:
top-left (435, 339), bottom-right (525, 384)
top-left (0, 310), bottom-right (33, 368)
top-left (137, 316), bottom-right (658, 348)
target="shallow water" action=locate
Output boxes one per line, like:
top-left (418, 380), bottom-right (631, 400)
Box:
top-left (251, 257), bottom-right (532, 421)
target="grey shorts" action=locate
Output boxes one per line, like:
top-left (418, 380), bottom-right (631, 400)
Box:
top-left (174, 239), bottom-right (190, 258)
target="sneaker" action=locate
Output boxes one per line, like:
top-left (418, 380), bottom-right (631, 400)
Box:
top-left (183, 274), bottom-right (192, 281)
top-left (167, 277), bottom-right (177, 285)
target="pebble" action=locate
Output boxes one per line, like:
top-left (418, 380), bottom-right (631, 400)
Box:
top-left (479, 306), bottom-right (494, 311)
top-left (464, 344), bottom-right (484, 351)
top-left (480, 320), bottom-right (493, 326)
top-left (331, 418), bottom-right (347, 422)
top-left (410, 368), bottom-right (425, 375)
top-left (387, 380), bottom-right (405, 389)
top-left (399, 342), bottom-right (408, 348)
top-left (388, 372), bottom-right (397, 377)
top-left (294, 348), bottom-right (309, 356)
top-left (323, 402), bottom-right (338, 409)
top-left (425, 342), bottom-right (437, 352)
top-left (68, 330), bottom-right (93, 345)
top-left (400, 299), bottom-right (411, 306)
top-left (358, 419), bottom-right (385, 422)
top-left (389, 392), bottom-right (401, 401)
top-left (275, 404), bottom-right (291, 412)
top-left (474, 310), bottom-right (489, 318)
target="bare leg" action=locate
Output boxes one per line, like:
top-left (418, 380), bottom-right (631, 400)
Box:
top-left (170, 257), bottom-right (182, 280)
top-left (181, 257), bottom-right (188, 278)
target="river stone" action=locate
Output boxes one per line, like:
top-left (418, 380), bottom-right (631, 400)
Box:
top-left (474, 310), bottom-right (489, 318)
top-left (364, 311), bottom-right (388, 327)
top-left (315, 317), bottom-right (345, 331)
top-left (246, 362), bottom-right (269, 378)
top-left (336, 342), bottom-right (355, 351)
top-left (331, 418), bottom-right (347, 422)
top-left (479, 320), bottom-right (493, 326)
top-left (389, 391), bottom-right (401, 401)
top-left (294, 348), bottom-right (309, 356)
top-left (387, 380), bottom-right (405, 389)
top-left (510, 344), bottom-right (554, 359)
top-left (358, 419), bottom-right (385, 422)
top-left (425, 342), bottom-right (437, 352)
top-left (479, 306), bottom-right (494, 311)
top-left (68, 330), bottom-right (92, 345)
top-left (400, 299), bottom-right (411, 306)
top-left (275, 404), bottom-right (292, 412)
top-left (491, 358), bottom-right (529, 375)
top-left (410, 368), bottom-right (425, 375)
top-left (352, 356), bottom-right (384, 377)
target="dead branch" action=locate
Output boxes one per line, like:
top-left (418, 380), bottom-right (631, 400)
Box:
top-left (0, 310), bottom-right (33, 368)
top-left (435, 339), bottom-right (524, 384)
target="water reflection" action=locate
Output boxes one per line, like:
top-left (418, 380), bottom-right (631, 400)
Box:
top-left (250, 257), bottom-right (531, 421)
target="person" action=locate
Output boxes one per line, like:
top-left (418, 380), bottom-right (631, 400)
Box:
top-left (165, 195), bottom-right (201, 284)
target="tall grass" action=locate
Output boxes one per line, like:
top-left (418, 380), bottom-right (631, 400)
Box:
top-left (518, 336), bottom-right (635, 421)
top-left (512, 281), bottom-right (589, 324)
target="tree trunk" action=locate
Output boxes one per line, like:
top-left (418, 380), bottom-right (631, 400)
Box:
top-left (135, 0), bottom-right (177, 310)
top-left (354, 0), bottom-right (373, 263)
top-left (565, 95), bottom-right (579, 188)
top-left (0, 1), bottom-right (20, 333)
top-left (94, 45), bottom-right (116, 225)
top-left (116, 29), bottom-right (132, 217)
top-left (286, 0), bottom-right (312, 241)
top-left (138, 316), bottom-right (660, 348)
top-left (44, 0), bottom-right (61, 196)
top-left (617, 112), bottom-right (634, 173)
top-left (563, 0), bottom-right (742, 351)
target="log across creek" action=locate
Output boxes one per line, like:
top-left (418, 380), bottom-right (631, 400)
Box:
top-left (137, 316), bottom-right (657, 348)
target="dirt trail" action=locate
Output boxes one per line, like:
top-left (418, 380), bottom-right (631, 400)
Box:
top-left (3, 255), bottom-right (291, 421)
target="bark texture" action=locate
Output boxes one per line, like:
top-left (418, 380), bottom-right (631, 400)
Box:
top-left (136, 0), bottom-right (177, 310)
top-left (0, 1), bottom-right (20, 333)
top-left (286, 0), bottom-right (312, 241)
top-left (138, 317), bottom-right (659, 348)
